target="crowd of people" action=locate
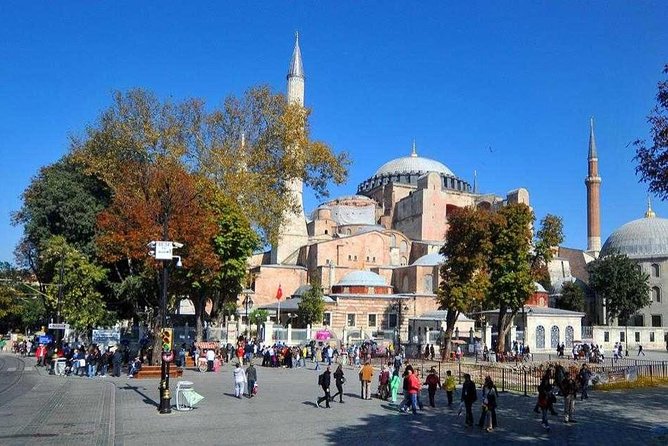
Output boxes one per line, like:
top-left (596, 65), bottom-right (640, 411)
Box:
top-left (535, 362), bottom-right (593, 430)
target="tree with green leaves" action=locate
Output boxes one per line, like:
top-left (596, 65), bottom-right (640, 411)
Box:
top-left (438, 206), bottom-right (495, 358)
top-left (556, 281), bottom-right (586, 312)
top-left (488, 203), bottom-right (536, 354)
top-left (532, 214), bottom-right (564, 290)
top-left (297, 282), bottom-right (325, 328)
top-left (634, 64), bottom-right (668, 200)
top-left (11, 156), bottom-right (111, 293)
top-left (0, 262), bottom-right (46, 333)
top-left (42, 236), bottom-right (113, 332)
top-left (588, 253), bottom-right (650, 325)
top-left (249, 308), bottom-right (269, 337)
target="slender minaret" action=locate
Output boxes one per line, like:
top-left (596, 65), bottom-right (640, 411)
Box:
top-left (270, 33), bottom-right (309, 265)
top-left (585, 117), bottom-right (602, 256)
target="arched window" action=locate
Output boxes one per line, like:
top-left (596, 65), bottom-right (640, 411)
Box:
top-left (423, 274), bottom-right (433, 293)
top-left (565, 326), bottom-right (574, 348)
top-left (400, 240), bottom-right (408, 252)
top-left (536, 326), bottom-right (545, 349)
top-left (400, 256), bottom-right (408, 266)
top-left (390, 235), bottom-right (397, 248)
top-left (551, 326), bottom-right (560, 349)
top-left (652, 287), bottom-right (661, 303)
top-left (652, 263), bottom-right (660, 278)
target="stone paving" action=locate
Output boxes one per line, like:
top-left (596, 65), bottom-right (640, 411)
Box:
top-left (1, 353), bottom-right (667, 445)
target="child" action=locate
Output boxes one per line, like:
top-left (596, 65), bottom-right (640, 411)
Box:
top-left (444, 370), bottom-right (456, 407)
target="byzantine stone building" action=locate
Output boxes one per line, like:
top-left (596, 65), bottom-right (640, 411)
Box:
top-left (247, 35), bottom-right (529, 344)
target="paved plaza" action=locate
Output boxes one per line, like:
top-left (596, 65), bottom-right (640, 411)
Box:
top-left (1, 353), bottom-right (668, 446)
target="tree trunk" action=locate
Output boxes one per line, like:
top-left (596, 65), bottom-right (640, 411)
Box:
top-left (194, 289), bottom-right (205, 342)
top-left (442, 310), bottom-right (460, 359)
top-left (496, 307), bottom-right (518, 354)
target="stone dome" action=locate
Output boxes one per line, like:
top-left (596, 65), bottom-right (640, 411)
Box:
top-left (375, 154), bottom-right (454, 177)
top-left (600, 216), bottom-right (668, 259)
top-left (411, 252), bottom-right (445, 266)
top-left (336, 270), bottom-right (387, 287)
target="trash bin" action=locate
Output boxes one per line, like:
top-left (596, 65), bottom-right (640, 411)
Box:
top-left (176, 381), bottom-right (204, 411)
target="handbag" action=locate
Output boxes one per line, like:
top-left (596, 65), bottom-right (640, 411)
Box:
top-left (252, 383), bottom-right (258, 395)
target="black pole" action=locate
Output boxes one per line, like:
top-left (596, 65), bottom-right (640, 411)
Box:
top-left (159, 259), bottom-right (171, 414)
top-left (55, 254), bottom-right (64, 346)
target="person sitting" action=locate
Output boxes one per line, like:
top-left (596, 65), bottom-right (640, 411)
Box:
top-left (128, 357), bottom-right (142, 378)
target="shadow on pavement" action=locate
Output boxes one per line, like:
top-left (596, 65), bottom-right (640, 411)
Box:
top-left (119, 384), bottom-right (158, 407)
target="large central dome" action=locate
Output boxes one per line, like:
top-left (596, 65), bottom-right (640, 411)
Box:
top-left (375, 153), bottom-right (455, 177)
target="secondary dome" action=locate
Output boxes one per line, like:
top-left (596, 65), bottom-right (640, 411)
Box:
top-left (375, 153), bottom-right (454, 177)
top-left (600, 215), bottom-right (668, 259)
top-left (336, 270), bottom-right (387, 287)
top-left (412, 253), bottom-right (446, 266)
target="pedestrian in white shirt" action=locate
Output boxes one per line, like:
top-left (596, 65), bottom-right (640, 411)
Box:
top-left (206, 348), bottom-right (215, 372)
top-left (233, 363), bottom-right (246, 398)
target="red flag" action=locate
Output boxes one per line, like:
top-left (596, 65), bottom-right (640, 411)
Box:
top-left (276, 285), bottom-right (283, 301)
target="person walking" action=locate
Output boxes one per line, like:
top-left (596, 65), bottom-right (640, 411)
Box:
top-left (233, 362), bottom-right (246, 399)
top-left (563, 373), bottom-right (578, 423)
top-left (378, 364), bottom-right (390, 400)
top-left (359, 361), bottom-right (374, 400)
top-left (389, 369), bottom-right (401, 405)
top-left (478, 376), bottom-right (498, 430)
top-left (424, 368), bottom-right (441, 407)
top-left (317, 366), bottom-right (332, 408)
top-left (578, 364), bottom-right (591, 400)
top-left (444, 370), bottom-right (456, 407)
top-left (399, 368), bottom-right (421, 415)
top-left (537, 376), bottom-right (552, 431)
top-left (638, 344), bottom-right (645, 356)
top-left (331, 364), bottom-right (345, 403)
top-left (246, 362), bottom-right (257, 397)
top-left (461, 373), bottom-right (477, 427)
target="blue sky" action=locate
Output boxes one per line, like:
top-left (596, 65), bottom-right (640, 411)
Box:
top-left (1, 2), bottom-right (667, 264)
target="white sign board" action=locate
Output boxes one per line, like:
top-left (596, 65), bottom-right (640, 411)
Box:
top-left (92, 329), bottom-right (121, 347)
top-left (155, 241), bottom-right (174, 260)
top-left (48, 323), bottom-right (68, 330)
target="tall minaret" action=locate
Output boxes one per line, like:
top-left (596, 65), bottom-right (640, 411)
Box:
top-left (585, 117), bottom-right (602, 256)
top-left (270, 33), bottom-right (309, 265)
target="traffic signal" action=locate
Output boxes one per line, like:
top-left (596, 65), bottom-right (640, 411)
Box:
top-left (161, 328), bottom-right (173, 351)
top-left (147, 241), bottom-right (156, 258)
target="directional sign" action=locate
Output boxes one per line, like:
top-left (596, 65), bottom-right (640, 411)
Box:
top-left (48, 323), bottom-right (68, 330)
top-left (154, 241), bottom-right (174, 260)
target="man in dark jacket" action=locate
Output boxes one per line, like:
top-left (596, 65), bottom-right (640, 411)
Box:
top-left (246, 362), bottom-right (258, 397)
top-left (112, 348), bottom-right (123, 377)
top-left (461, 373), bottom-right (477, 426)
top-left (316, 366), bottom-right (332, 408)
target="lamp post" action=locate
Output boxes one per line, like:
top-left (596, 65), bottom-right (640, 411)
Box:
top-left (242, 290), bottom-right (254, 338)
top-left (393, 301), bottom-right (408, 350)
top-left (148, 239), bottom-right (182, 415)
top-left (55, 253), bottom-right (64, 345)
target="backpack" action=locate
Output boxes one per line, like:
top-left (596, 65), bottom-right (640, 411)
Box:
top-left (318, 373), bottom-right (324, 386)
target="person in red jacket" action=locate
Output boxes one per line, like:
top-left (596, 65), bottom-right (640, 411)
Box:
top-left (399, 368), bottom-right (421, 415)
top-left (35, 343), bottom-right (47, 367)
top-left (424, 368), bottom-right (441, 407)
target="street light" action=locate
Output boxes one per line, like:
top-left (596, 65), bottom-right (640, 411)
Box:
top-left (242, 289), bottom-right (254, 337)
top-left (148, 239), bottom-right (182, 415)
top-left (393, 301), bottom-right (408, 348)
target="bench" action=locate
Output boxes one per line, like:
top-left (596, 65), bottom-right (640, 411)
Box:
top-left (133, 365), bottom-right (183, 379)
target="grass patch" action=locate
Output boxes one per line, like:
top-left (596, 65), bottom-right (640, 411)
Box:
top-left (595, 376), bottom-right (668, 391)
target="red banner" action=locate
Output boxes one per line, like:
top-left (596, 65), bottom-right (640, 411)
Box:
top-left (276, 285), bottom-right (283, 301)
